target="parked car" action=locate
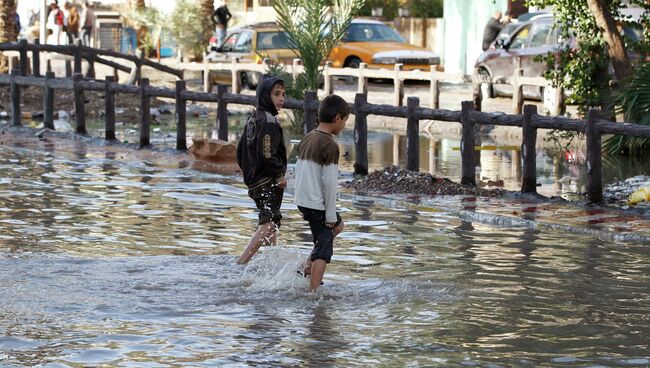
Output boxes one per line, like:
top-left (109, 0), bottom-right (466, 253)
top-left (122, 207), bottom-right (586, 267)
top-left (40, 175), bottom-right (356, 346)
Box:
top-left (205, 19), bottom-right (441, 90)
top-left (475, 13), bottom-right (644, 100)
top-left (205, 22), bottom-right (296, 90)
top-left (474, 13), bottom-right (555, 99)
top-left (328, 19), bottom-right (441, 71)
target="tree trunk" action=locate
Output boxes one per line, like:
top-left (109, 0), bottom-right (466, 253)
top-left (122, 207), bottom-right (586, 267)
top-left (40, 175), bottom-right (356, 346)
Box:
top-left (586, 0), bottom-right (631, 83)
top-left (200, 0), bottom-right (215, 60)
top-left (132, 0), bottom-right (148, 55)
top-left (0, 0), bottom-right (18, 73)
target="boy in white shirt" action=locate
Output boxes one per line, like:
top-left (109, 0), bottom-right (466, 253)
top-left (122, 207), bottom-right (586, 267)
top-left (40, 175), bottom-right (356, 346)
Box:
top-left (294, 95), bottom-right (349, 291)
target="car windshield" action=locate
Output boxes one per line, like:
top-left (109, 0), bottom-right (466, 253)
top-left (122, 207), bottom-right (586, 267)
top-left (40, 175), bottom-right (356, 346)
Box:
top-left (344, 23), bottom-right (405, 42)
top-left (495, 23), bottom-right (521, 43)
top-left (256, 31), bottom-right (295, 50)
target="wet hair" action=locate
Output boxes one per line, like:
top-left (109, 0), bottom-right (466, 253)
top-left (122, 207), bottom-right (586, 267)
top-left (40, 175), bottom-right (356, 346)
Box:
top-left (318, 95), bottom-right (349, 123)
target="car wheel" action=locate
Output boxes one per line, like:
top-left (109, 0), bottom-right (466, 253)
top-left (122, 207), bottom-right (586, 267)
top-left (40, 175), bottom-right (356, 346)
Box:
top-left (478, 68), bottom-right (495, 99)
top-left (344, 57), bottom-right (362, 85)
top-left (240, 72), bottom-right (255, 90)
top-left (345, 57), bottom-right (361, 69)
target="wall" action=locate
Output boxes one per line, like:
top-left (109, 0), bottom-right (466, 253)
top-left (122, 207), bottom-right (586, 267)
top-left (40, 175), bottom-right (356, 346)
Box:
top-left (393, 17), bottom-right (444, 65)
top-left (442, 0), bottom-right (508, 75)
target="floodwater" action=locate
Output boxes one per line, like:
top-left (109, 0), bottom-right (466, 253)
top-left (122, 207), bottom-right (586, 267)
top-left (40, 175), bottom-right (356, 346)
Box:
top-left (1, 123), bottom-right (650, 366)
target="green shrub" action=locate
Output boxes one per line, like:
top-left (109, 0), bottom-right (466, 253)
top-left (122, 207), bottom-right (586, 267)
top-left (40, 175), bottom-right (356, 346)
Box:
top-left (603, 62), bottom-right (650, 155)
top-left (169, 0), bottom-right (209, 60)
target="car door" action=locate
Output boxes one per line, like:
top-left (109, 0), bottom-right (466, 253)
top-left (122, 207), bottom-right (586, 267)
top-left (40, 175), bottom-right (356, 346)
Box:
top-left (492, 24), bottom-right (531, 96)
top-left (211, 32), bottom-right (241, 81)
top-left (518, 18), bottom-right (554, 98)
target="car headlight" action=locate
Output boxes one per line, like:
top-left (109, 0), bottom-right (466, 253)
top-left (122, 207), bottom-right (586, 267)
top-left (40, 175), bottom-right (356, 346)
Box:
top-left (372, 57), bottom-right (397, 64)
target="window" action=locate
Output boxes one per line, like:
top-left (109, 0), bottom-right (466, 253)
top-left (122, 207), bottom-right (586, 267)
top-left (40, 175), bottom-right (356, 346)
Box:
top-left (221, 33), bottom-right (239, 52)
top-left (344, 24), bottom-right (404, 42)
top-left (256, 31), bottom-right (294, 50)
top-left (509, 25), bottom-right (530, 49)
top-left (235, 31), bottom-right (252, 52)
top-left (529, 22), bottom-right (552, 48)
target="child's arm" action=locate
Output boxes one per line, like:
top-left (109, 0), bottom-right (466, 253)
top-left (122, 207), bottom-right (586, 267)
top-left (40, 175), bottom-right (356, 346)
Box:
top-left (257, 123), bottom-right (285, 180)
top-left (321, 144), bottom-right (340, 224)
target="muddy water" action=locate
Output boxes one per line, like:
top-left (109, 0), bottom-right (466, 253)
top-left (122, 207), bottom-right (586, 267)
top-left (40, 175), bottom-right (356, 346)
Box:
top-left (1, 139), bottom-right (649, 367)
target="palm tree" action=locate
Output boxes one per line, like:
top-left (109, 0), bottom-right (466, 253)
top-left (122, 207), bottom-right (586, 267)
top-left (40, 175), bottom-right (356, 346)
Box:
top-left (132, 0), bottom-right (148, 54)
top-left (274, 0), bottom-right (364, 91)
top-left (0, 0), bottom-right (18, 73)
top-left (201, 0), bottom-right (215, 50)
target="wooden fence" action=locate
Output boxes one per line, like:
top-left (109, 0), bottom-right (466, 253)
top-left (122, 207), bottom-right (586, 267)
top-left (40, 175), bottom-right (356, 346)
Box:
top-left (0, 39), bottom-right (183, 84)
top-left (2, 65), bottom-right (649, 204)
top-left (179, 58), bottom-right (564, 115)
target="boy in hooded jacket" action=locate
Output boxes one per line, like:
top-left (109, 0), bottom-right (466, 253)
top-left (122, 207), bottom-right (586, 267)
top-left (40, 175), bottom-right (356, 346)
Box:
top-left (236, 75), bottom-right (287, 264)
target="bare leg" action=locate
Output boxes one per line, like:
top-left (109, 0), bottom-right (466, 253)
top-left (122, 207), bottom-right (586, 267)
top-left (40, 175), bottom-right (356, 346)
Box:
top-left (303, 221), bottom-right (344, 276)
top-left (309, 259), bottom-right (326, 291)
top-left (237, 222), bottom-right (276, 264)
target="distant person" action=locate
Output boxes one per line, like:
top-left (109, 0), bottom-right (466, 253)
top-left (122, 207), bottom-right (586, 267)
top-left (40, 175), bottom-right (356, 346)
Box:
top-left (482, 11), bottom-right (504, 51)
top-left (211, 0), bottom-right (232, 46)
top-left (79, 1), bottom-right (94, 46)
top-left (501, 10), bottom-right (513, 25)
top-left (64, 2), bottom-right (80, 45)
top-left (46, 0), bottom-right (65, 45)
top-left (294, 95), bottom-right (348, 292)
top-left (236, 75), bottom-right (287, 265)
top-left (12, 3), bottom-right (20, 38)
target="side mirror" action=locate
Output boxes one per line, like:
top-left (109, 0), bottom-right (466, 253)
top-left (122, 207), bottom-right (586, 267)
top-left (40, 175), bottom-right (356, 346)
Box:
top-left (495, 39), bottom-right (505, 48)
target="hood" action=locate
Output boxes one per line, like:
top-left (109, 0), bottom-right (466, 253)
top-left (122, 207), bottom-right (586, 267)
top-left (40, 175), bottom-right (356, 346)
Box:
top-left (255, 74), bottom-right (283, 116)
top-left (336, 42), bottom-right (430, 55)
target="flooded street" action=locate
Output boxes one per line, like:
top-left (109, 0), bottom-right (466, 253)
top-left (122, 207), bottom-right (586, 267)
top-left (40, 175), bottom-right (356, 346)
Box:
top-left (1, 129), bottom-right (650, 366)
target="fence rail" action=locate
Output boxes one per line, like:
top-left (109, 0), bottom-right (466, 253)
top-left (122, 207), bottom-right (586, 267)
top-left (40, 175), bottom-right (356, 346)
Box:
top-left (178, 57), bottom-right (563, 115)
top-left (0, 40), bottom-right (183, 84)
top-left (1, 56), bottom-right (647, 203)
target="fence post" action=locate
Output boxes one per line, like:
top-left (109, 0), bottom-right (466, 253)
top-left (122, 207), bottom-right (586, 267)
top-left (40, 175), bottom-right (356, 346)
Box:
top-left (175, 80), bottom-right (187, 150)
top-left (231, 57), bottom-right (241, 94)
top-left (136, 49), bottom-right (144, 85)
top-left (354, 93), bottom-right (368, 176)
top-left (10, 69), bottom-right (21, 126)
top-left (472, 71), bottom-right (483, 112)
top-left (104, 76), bottom-right (116, 140)
top-left (73, 39), bottom-right (82, 75)
top-left (554, 86), bottom-right (565, 116)
top-left (394, 63), bottom-right (404, 106)
top-left (216, 84), bottom-right (228, 141)
top-left (406, 97), bottom-right (420, 171)
top-left (521, 104), bottom-right (537, 193)
top-left (32, 39), bottom-right (41, 77)
top-left (460, 101), bottom-right (476, 186)
top-left (430, 70), bottom-right (440, 109)
top-left (512, 68), bottom-right (524, 114)
top-left (323, 61), bottom-right (333, 95)
top-left (86, 53), bottom-right (96, 79)
top-left (292, 58), bottom-right (301, 82)
top-left (19, 39), bottom-right (28, 76)
top-left (139, 78), bottom-right (151, 147)
top-left (586, 109), bottom-right (603, 203)
top-left (357, 62), bottom-right (367, 95)
top-left (74, 73), bottom-right (86, 134)
top-left (65, 59), bottom-right (72, 77)
top-left (303, 91), bottom-right (318, 133)
top-left (43, 71), bottom-right (54, 130)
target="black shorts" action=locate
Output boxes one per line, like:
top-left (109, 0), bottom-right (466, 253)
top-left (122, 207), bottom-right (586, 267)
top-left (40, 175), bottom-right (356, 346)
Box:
top-left (298, 206), bottom-right (342, 263)
top-left (249, 181), bottom-right (284, 227)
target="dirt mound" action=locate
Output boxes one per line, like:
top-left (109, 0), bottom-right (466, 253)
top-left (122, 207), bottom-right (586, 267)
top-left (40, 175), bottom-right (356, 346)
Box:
top-left (342, 166), bottom-right (504, 197)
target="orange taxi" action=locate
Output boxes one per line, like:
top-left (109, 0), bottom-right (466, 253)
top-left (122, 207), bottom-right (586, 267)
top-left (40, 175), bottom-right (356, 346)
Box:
top-left (328, 19), bottom-right (441, 70)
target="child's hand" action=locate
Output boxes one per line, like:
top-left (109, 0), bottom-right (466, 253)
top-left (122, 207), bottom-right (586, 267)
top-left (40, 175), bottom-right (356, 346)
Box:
top-left (276, 176), bottom-right (287, 189)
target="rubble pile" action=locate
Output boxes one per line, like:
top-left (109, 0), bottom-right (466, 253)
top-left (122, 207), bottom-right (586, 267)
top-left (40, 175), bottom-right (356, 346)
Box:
top-left (343, 166), bottom-right (504, 197)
